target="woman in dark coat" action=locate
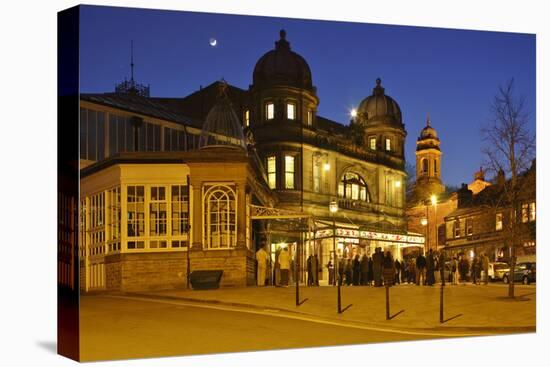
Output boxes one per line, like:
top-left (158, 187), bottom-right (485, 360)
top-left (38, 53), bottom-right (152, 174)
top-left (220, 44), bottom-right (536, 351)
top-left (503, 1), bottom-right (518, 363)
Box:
top-left (352, 255), bottom-right (361, 285)
top-left (368, 256), bottom-right (374, 285)
top-left (360, 255), bottom-right (369, 285)
top-left (345, 259), bottom-right (353, 286)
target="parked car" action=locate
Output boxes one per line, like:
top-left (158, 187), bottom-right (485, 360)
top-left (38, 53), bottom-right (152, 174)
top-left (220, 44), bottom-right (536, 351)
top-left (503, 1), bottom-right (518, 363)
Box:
top-left (503, 262), bottom-right (536, 285)
top-left (488, 262), bottom-right (509, 282)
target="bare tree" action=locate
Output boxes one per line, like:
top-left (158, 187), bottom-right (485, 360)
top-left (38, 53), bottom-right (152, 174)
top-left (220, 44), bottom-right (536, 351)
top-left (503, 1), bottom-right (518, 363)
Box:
top-left (481, 79), bottom-right (535, 298)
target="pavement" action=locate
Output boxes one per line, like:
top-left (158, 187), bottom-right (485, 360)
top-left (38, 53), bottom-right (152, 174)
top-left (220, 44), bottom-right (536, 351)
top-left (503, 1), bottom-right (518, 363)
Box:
top-left (122, 282), bottom-right (536, 335)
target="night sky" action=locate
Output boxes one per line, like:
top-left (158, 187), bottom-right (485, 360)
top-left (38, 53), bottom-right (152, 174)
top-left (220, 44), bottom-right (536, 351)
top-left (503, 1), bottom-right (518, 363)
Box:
top-left (79, 5), bottom-right (536, 186)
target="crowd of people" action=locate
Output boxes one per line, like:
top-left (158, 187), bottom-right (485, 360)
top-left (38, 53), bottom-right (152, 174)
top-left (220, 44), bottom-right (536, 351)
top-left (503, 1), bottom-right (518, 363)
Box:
top-left (256, 243), bottom-right (492, 287)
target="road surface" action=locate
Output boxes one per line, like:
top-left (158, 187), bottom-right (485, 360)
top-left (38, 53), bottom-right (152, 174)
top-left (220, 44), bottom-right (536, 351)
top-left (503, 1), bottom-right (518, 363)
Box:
top-left (80, 295), bottom-right (443, 361)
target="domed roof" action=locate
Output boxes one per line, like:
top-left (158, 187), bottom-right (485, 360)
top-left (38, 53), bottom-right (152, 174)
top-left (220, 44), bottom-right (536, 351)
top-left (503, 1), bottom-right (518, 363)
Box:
top-left (252, 30), bottom-right (313, 91)
top-left (419, 114), bottom-right (439, 140)
top-left (199, 81), bottom-right (247, 151)
top-left (357, 78), bottom-right (403, 126)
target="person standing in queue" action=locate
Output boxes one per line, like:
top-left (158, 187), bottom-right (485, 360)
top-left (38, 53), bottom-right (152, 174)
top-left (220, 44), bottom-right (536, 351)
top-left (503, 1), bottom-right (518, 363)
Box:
top-left (416, 252), bottom-right (427, 285)
top-left (256, 244), bottom-right (270, 287)
top-left (278, 247), bottom-right (290, 286)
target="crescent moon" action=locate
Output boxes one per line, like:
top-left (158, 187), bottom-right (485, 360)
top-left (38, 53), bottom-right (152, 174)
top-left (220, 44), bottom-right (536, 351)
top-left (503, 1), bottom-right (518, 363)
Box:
top-left (209, 38), bottom-right (217, 47)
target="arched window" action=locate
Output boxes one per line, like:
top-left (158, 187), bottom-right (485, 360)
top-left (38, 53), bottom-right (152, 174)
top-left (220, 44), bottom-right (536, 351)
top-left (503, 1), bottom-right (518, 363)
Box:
top-left (421, 158), bottom-right (428, 175)
top-left (338, 172), bottom-right (370, 202)
top-left (434, 159), bottom-right (438, 173)
top-left (203, 185), bottom-right (237, 249)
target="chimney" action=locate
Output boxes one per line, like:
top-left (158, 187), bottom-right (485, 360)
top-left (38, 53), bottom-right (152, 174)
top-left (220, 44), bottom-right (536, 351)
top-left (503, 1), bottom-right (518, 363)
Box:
top-left (457, 183), bottom-right (473, 208)
top-left (474, 166), bottom-right (485, 181)
top-left (496, 169), bottom-right (505, 186)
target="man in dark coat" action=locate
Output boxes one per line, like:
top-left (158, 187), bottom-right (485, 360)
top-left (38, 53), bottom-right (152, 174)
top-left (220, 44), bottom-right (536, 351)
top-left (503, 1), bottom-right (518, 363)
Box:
top-left (360, 255), bottom-right (369, 285)
top-left (313, 255), bottom-right (319, 286)
top-left (345, 259), bottom-right (353, 286)
top-left (438, 250), bottom-right (446, 285)
top-left (394, 258), bottom-right (401, 284)
top-left (373, 247), bottom-right (383, 287)
top-left (352, 255), bottom-right (361, 285)
top-left (306, 255), bottom-right (313, 286)
top-left (368, 256), bottom-right (374, 284)
top-left (416, 253), bottom-right (427, 285)
top-left (426, 249), bottom-right (435, 286)
top-left (338, 256), bottom-right (346, 286)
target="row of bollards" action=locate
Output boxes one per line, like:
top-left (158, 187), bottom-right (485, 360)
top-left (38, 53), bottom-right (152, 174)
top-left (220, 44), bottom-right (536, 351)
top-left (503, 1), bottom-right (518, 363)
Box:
top-left (296, 275), bottom-right (450, 323)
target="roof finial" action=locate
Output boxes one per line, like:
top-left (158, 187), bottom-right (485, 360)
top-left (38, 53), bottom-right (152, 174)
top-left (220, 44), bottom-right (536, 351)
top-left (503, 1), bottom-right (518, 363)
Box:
top-left (376, 78), bottom-right (381, 86)
top-left (130, 40), bottom-right (135, 82)
top-left (280, 29), bottom-right (286, 40)
top-left (426, 112), bottom-right (431, 127)
top-left (217, 78), bottom-right (229, 100)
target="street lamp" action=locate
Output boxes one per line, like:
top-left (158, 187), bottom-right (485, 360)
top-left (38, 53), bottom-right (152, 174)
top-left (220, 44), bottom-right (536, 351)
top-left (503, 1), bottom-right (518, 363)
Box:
top-left (421, 217), bottom-right (428, 253)
top-left (329, 199), bottom-right (341, 313)
top-left (431, 195), bottom-right (438, 250)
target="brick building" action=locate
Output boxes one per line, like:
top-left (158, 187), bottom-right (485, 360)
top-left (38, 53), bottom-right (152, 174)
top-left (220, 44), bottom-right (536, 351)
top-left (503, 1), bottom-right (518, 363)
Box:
top-left (444, 163), bottom-right (536, 263)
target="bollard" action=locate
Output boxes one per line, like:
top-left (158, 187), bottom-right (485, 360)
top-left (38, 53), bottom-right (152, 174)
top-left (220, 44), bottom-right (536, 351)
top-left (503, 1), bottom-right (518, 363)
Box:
top-left (439, 284), bottom-right (444, 323)
top-left (337, 281), bottom-right (342, 313)
top-left (385, 285), bottom-right (390, 320)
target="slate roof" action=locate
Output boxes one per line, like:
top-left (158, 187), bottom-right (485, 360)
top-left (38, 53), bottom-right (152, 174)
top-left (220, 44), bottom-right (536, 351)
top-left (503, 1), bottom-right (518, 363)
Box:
top-left (80, 92), bottom-right (202, 128)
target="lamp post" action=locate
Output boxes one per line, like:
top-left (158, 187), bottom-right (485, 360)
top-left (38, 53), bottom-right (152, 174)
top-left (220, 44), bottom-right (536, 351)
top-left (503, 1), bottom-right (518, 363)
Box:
top-left (421, 217), bottom-right (428, 253)
top-left (431, 195), bottom-right (438, 251)
top-left (329, 199), bottom-right (341, 313)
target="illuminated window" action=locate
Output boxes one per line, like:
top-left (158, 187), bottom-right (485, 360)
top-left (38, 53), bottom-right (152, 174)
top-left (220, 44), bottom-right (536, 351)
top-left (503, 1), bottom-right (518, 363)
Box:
top-left (89, 192), bottom-right (105, 254)
top-left (496, 213), bottom-right (503, 231)
top-left (454, 220), bottom-right (461, 238)
top-left (369, 137), bottom-right (376, 150)
top-left (171, 185), bottom-right (189, 235)
top-left (287, 103), bottom-right (296, 120)
top-left (285, 155), bottom-right (295, 189)
top-left (244, 109), bottom-right (250, 127)
top-left (307, 110), bottom-right (313, 126)
top-left (267, 156), bottom-right (276, 189)
top-left (529, 202), bottom-right (536, 221)
top-left (521, 203), bottom-right (529, 223)
top-left (338, 172), bottom-right (369, 202)
top-left (385, 138), bottom-right (391, 151)
top-left (150, 186), bottom-right (167, 236)
top-left (266, 103), bottom-right (274, 120)
top-left (204, 185), bottom-right (237, 249)
top-left (313, 158), bottom-right (321, 193)
top-left (107, 187), bottom-right (121, 253)
top-left (386, 179), bottom-right (394, 206)
top-left (127, 186), bottom-right (145, 238)
top-left (466, 218), bottom-right (473, 236)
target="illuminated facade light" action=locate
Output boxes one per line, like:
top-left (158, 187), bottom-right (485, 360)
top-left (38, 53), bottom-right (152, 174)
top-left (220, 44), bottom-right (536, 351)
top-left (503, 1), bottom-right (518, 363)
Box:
top-left (430, 194), bottom-right (437, 206)
top-left (323, 162), bottom-right (330, 171)
top-left (329, 200), bottom-right (338, 213)
top-left (350, 108), bottom-right (357, 118)
top-left (420, 218), bottom-right (428, 226)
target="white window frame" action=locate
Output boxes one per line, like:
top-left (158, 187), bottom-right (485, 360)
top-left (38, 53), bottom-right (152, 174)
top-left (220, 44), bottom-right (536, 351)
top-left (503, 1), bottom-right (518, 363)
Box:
top-left (287, 103), bottom-right (296, 120)
top-left (267, 156), bottom-right (277, 189)
top-left (266, 103), bottom-right (275, 120)
top-left (203, 184), bottom-right (237, 249)
top-left (285, 155), bottom-right (295, 190)
top-left (244, 109), bottom-right (250, 127)
top-left (369, 137), bottom-right (376, 150)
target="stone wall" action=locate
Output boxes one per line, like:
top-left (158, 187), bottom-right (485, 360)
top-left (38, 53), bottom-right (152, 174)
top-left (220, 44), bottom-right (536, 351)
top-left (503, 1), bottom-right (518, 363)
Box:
top-left (80, 249), bottom-right (257, 293)
top-left (119, 252), bottom-right (188, 292)
top-left (189, 248), bottom-right (255, 287)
